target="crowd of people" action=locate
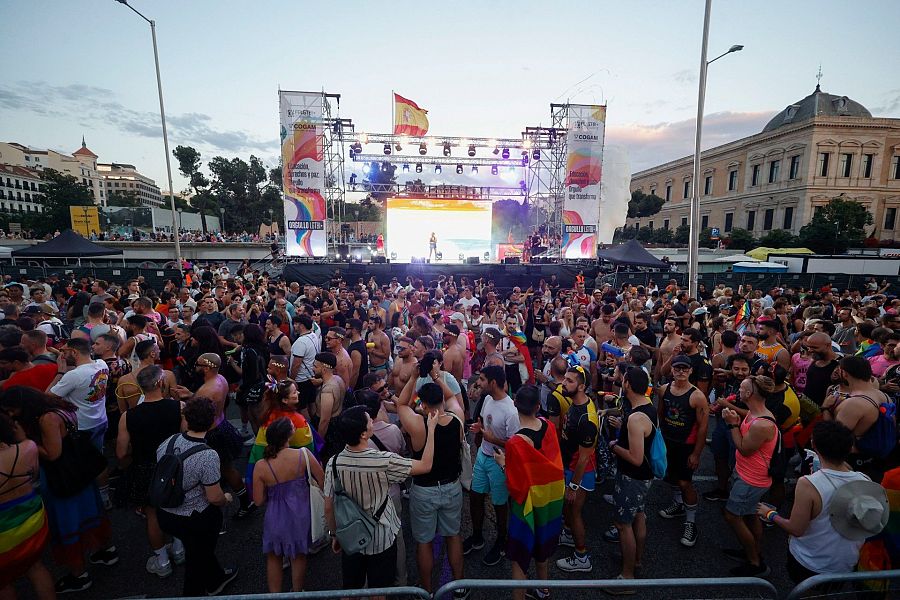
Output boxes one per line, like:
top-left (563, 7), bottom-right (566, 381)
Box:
top-left (1, 266), bottom-right (898, 598)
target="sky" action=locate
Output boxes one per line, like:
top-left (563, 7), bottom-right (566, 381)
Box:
top-left (1, 0), bottom-right (898, 194)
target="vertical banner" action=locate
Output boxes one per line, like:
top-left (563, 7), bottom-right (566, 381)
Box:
top-left (562, 104), bottom-right (606, 259)
top-left (279, 91), bottom-right (327, 257)
top-left (69, 205), bottom-right (100, 237)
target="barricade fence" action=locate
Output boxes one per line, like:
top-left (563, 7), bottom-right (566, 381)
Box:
top-left (783, 569), bottom-right (900, 600)
top-left (0, 265), bottom-right (182, 293)
top-left (599, 271), bottom-right (899, 295)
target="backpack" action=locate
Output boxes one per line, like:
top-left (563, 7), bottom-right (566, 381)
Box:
top-left (855, 395), bottom-right (898, 459)
top-left (759, 416), bottom-right (785, 478)
top-left (331, 453), bottom-right (390, 555)
top-left (647, 424), bottom-right (668, 479)
top-left (149, 435), bottom-right (210, 508)
top-left (46, 321), bottom-right (72, 348)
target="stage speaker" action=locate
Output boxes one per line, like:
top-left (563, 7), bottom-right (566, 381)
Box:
top-left (371, 256), bottom-right (386, 264)
top-left (466, 256), bottom-right (480, 265)
top-left (503, 257), bottom-right (520, 265)
top-left (337, 244), bottom-right (350, 259)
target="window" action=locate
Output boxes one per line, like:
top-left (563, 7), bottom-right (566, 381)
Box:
top-left (650, 187), bottom-right (656, 196)
top-left (681, 217), bottom-right (688, 227)
top-left (763, 208), bottom-right (774, 230)
top-left (701, 215), bottom-right (709, 229)
top-left (747, 210), bottom-right (756, 230)
top-left (751, 164), bottom-right (761, 186)
top-left (664, 218), bottom-right (670, 230)
top-left (648, 221), bottom-right (654, 230)
top-left (24, 156), bottom-right (30, 162)
top-left (665, 184), bottom-right (672, 201)
top-left (840, 153), bottom-right (853, 178)
top-left (863, 154), bottom-right (874, 178)
top-left (818, 152), bottom-right (830, 176)
top-left (728, 169), bottom-right (738, 191)
top-left (789, 155), bottom-right (801, 179)
top-left (683, 180), bottom-right (691, 199)
top-left (885, 207), bottom-right (897, 231)
top-left (768, 160), bottom-right (780, 183)
top-left (892, 155), bottom-right (900, 180)
top-left (783, 207), bottom-right (794, 230)
top-left (704, 175), bottom-right (712, 196)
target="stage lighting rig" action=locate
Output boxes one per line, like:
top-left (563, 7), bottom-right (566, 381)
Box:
top-left (491, 165), bottom-right (499, 175)
top-left (467, 144), bottom-right (476, 157)
top-left (502, 148), bottom-right (510, 160)
top-left (415, 163), bottom-right (423, 173)
top-left (443, 142), bottom-right (451, 156)
top-left (419, 142), bottom-right (427, 155)
top-left (435, 165), bottom-right (442, 174)
top-left (471, 166), bottom-right (478, 174)
top-left (402, 164), bottom-right (410, 172)
top-left (532, 149), bottom-right (541, 160)
top-left (456, 164), bottom-right (463, 174)
top-left (383, 143), bottom-right (391, 155)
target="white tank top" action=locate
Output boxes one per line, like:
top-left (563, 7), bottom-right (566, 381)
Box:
top-left (789, 468), bottom-right (869, 573)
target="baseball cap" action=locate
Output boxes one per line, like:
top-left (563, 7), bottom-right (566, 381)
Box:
top-left (671, 354), bottom-right (692, 368)
top-left (39, 303), bottom-right (59, 317)
top-left (450, 312), bottom-right (465, 322)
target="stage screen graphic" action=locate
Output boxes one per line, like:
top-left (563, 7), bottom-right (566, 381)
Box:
top-left (385, 197), bottom-right (492, 263)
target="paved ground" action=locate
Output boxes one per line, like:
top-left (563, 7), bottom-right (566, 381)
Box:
top-left (19, 415), bottom-right (799, 600)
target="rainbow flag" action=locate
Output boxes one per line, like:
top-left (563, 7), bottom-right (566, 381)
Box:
top-left (508, 330), bottom-right (535, 384)
top-left (735, 300), bottom-right (752, 334)
top-left (0, 491), bottom-right (49, 587)
top-left (505, 419), bottom-right (565, 573)
top-left (246, 410), bottom-right (317, 493)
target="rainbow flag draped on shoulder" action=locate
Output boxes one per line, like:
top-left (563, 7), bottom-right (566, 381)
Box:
top-left (505, 419), bottom-right (565, 573)
top-left (245, 410), bottom-right (319, 493)
top-left (0, 491), bottom-right (49, 586)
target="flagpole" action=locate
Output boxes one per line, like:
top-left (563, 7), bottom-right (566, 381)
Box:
top-left (391, 89), bottom-right (395, 134)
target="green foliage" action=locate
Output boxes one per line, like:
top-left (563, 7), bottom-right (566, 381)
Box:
top-left (674, 223), bottom-right (690, 245)
top-left (29, 169), bottom-right (94, 236)
top-left (650, 227), bottom-right (673, 244)
top-left (106, 189), bottom-right (142, 207)
top-left (757, 228), bottom-right (798, 248)
top-left (627, 190), bottom-right (665, 218)
top-left (636, 226), bottom-right (653, 242)
top-left (725, 228), bottom-right (757, 251)
top-left (799, 196), bottom-right (873, 254)
top-left (698, 227), bottom-right (719, 249)
top-left (343, 202), bottom-right (382, 222)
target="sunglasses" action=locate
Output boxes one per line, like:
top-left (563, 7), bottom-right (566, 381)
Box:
top-left (672, 365), bottom-right (691, 372)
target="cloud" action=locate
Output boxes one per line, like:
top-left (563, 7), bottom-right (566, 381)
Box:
top-left (607, 110), bottom-right (777, 172)
top-left (672, 69), bottom-right (696, 85)
top-left (0, 80), bottom-right (275, 155)
top-left (872, 88), bottom-right (900, 115)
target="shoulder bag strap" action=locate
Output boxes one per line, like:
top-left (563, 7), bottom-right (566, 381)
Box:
top-left (370, 433), bottom-right (388, 452)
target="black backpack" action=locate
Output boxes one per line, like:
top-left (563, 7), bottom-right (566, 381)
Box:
top-left (759, 416), bottom-right (785, 478)
top-left (149, 435), bottom-right (209, 508)
top-left (47, 321), bottom-right (72, 348)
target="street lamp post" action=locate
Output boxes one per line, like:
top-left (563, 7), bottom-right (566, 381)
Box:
top-left (219, 207), bottom-right (225, 234)
top-left (687, 0), bottom-right (743, 298)
top-left (115, 0), bottom-right (183, 277)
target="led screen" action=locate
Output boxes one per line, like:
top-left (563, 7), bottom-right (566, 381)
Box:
top-left (385, 197), bottom-right (492, 262)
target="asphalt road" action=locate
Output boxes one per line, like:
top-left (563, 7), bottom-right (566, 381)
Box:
top-left (19, 417), bottom-right (798, 600)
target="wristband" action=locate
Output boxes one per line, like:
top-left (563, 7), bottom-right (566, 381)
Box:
top-left (567, 481), bottom-right (580, 491)
top-left (764, 509), bottom-right (779, 523)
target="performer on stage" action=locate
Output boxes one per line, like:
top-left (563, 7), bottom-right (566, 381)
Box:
top-left (428, 232), bottom-right (437, 260)
top-left (376, 233), bottom-right (384, 256)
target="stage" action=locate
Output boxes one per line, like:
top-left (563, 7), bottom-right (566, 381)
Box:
top-left (282, 261), bottom-right (600, 289)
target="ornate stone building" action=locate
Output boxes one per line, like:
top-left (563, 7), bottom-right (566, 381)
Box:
top-left (627, 86), bottom-right (900, 241)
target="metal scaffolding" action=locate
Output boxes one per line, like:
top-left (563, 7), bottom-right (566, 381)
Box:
top-left (320, 94), bottom-right (350, 257)
top-left (523, 104), bottom-right (569, 260)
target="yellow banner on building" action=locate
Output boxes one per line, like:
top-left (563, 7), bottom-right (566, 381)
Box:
top-left (70, 205), bottom-right (100, 237)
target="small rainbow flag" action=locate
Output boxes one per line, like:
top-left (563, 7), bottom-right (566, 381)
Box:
top-left (507, 330), bottom-right (535, 384)
top-left (735, 300), bottom-right (752, 334)
top-left (246, 410), bottom-right (317, 494)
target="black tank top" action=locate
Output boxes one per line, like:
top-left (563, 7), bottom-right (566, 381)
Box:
top-left (347, 340), bottom-right (369, 389)
top-left (126, 398), bottom-right (182, 465)
top-left (516, 419), bottom-right (549, 451)
top-left (617, 403), bottom-right (657, 480)
top-left (660, 384), bottom-right (698, 444)
top-left (413, 415), bottom-right (462, 486)
top-left (268, 333), bottom-right (286, 357)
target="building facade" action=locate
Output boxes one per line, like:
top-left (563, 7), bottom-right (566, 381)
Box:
top-left (0, 165), bottom-right (45, 215)
top-left (98, 162), bottom-right (163, 206)
top-left (627, 86), bottom-right (900, 241)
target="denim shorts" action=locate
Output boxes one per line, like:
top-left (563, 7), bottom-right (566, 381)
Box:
top-left (471, 451), bottom-right (509, 505)
top-left (409, 480), bottom-right (463, 543)
top-left (612, 472), bottom-right (653, 525)
top-left (726, 475), bottom-right (769, 516)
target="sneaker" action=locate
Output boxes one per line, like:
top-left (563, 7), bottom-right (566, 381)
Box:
top-left (602, 493), bottom-right (615, 506)
top-left (88, 546), bottom-right (119, 566)
top-left (462, 535), bottom-right (485, 555)
top-left (602, 526), bottom-right (620, 544)
top-left (526, 588), bottom-right (551, 600)
top-left (556, 553), bottom-right (592, 573)
top-left (680, 522), bottom-right (699, 547)
top-left (722, 548), bottom-right (747, 562)
top-left (219, 520), bottom-right (227, 536)
top-left (146, 555), bottom-right (173, 578)
top-left (453, 589), bottom-right (472, 600)
top-left (483, 541), bottom-right (505, 566)
top-left (658, 502), bottom-right (686, 519)
top-left (207, 567), bottom-right (239, 596)
top-left (701, 489), bottom-right (729, 502)
top-left (233, 502), bottom-right (257, 519)
top-left (55, 573), bottom-right (92, 594)
top-left (601, 574), bottom-right (635, 595)
top-left (558, 529), bottom-right (575, 547)
top-left (729, 562), bottom-right (770, 578)
top-left (168, 542), bottom-right (185, 566)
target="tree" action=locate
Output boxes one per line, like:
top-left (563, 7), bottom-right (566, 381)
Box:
top-left (106, 189), bottom-right (142, 207)
top-left (799, 196), bottom-right (873, 254)
top-left (725, 228), bottom-right (756, 251)
top-left (636, 226), bottom-right (654, 242)
top-left (758, 228), bottom-right (798, 248)
top-left (32, 169), bottom-right (94, 236)
top-left (207, 154), bottom-right (279, 234)
top-left (363, 162), bottom-right (397, 205)
top-left (173, 145), bottom-right (215, 232)
top-left (698, 227), bottom-right (718, 249)
top-left (674, 223), bottom-right (690, 245)
top-left (627, 190), bottom-right (665, 218)
top-left (650, 227), bottom-right (673, 244)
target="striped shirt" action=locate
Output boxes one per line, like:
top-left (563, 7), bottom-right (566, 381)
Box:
top-left (324, 448), bottom-right (413, 555)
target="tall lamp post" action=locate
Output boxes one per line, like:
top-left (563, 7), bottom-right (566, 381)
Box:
top-left (219, 206), bottom-right (225, 235)
top-left (115, 0), bottom-right (183, 277)
top-left (687, 0), bottom-right (743, 298)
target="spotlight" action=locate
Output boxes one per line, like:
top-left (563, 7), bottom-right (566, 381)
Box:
top-left (360, 133), bottom-right (368, 144)
top-left (383, 143), bottom-right (391, 155)
top-left (391, 252), bottom-right (397, 260)
top-left (471, 165), bottom-right (478, 174)
top-left (521, 153), bottom-right (529, 166)
top-left (501, 147), bottom-right (510, 160)
top-left (443, 142), bottom-right (451, 157)
top-left (362, 163), bottom-right (371, 175)
top-left (333, 121), bottom-right (341, 134)
top-left (491, 165), bottom-right (499, 175)
top-left (549, 128), bottom-right (557, 143)
top-left (395, 143), bottom-right (402, 152)
top-left (467, 144), bottom-right (476, 157)
top-left (458, 253), bottom-right (465, 261)
top-left (456, 164), bottom-right (463, 174)
top-left (435, 251), bottom-right (443, 261)
top-left (523, 139), bottom-right (533, 149)
top-left (493, 147), bottom-right (500, 155)
top-left (435, 165), bottom-right (442, 174)
top-left (484, 251), bottom-right (490, 260)
top-left (402, 164), bottom-right (410, 172)
top-left (349, 173), bottom-right (357, 185)
top-left (415, 163), bottom-right (423, 173)
top-left (532, 149), bottom-right (541, 161)
top-left (381, 162), bottom-right (390, 172)
top-left (419, 142), bottom-right (427, 155)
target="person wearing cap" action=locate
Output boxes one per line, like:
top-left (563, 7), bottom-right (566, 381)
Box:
top-left (656, 355), bottom-right (709, 548)
top-left (29, 303), bottom-right (67, 346)
top-left (755, 318), bottom-right (790, 372)
top-left (757, 421), bottom-right (888, 584)
top-left (26, 286), bottom-right (56, 311)
top-left (312, 351), bottom-right (346, 461)
top-left (4, 282), bottom-right (27, 308)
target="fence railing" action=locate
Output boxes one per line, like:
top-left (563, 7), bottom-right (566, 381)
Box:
top-left (600, 271), bottom-right (898, 295)
top-left (783, 568), bottom-right (900, 600)
top-left (165, 587), bottom-right (431, 600)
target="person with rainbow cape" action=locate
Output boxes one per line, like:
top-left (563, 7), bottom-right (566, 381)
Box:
top-left (495, 385), bottom-right (564, 600)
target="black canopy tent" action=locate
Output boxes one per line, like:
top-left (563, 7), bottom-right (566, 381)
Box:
top-left (11, 229), bottom-right (124, 265)
top-left (596, 239), bottom-right (669, 268)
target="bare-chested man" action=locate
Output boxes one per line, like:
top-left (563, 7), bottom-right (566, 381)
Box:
top-left (387, 288), bottom-right (410, 330)
top-left (442, 324), bottom-right (465, 384)
top-left (323, 326), bottom-right (352, 390)
top-left (175, 353), bottom-right (256, 518)
top-left (366, 315), bottom-right (392, 374)
top-left (590, 304), bottom-right (615, 349)
top-left (390, 336), bottom-right (418, 395)
top-left (655, 317), bottom-right (681, 382)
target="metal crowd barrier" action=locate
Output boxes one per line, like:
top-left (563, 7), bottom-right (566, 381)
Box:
top-left (783, 569), bottom-right (900, 600)
top-left (162, 587), bottom-right (431, 600)
top-left (432, 577), bottom-right (779, 599)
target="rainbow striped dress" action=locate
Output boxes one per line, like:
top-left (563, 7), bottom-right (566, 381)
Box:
top-left (505, 418), bottom-right (565, 573)
top-left (0, 491), bottom-right (49, 587)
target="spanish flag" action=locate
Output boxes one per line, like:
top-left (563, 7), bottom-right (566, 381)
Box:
top-left (394, 93), bottom-right (429, 137)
